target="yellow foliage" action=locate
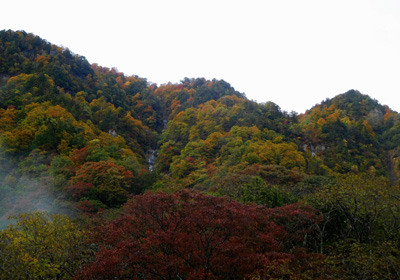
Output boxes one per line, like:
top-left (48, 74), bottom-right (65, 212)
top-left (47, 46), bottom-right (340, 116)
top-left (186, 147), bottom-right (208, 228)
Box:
top-left (0, 212), bottom-right (91, 280)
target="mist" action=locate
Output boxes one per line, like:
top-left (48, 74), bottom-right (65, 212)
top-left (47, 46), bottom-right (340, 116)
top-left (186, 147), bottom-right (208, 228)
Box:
top-left (0, 148), bottom-right (75, 229)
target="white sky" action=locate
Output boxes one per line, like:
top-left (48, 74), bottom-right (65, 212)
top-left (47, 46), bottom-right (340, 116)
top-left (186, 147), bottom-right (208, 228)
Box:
top-left (1, 0), bottom-right (400, 113)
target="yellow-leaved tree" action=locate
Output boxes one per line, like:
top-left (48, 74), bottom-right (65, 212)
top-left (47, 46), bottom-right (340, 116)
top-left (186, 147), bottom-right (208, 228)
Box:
top-left (0, 212), bottom-right (92, 280)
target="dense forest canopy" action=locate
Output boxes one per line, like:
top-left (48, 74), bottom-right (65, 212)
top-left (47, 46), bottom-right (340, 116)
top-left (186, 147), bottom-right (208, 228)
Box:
top-left (1, 29), bottom-right (400, 279)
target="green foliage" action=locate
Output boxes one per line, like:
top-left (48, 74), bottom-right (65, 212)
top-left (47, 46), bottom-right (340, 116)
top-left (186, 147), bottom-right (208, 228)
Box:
top-left (308, 174), bottom-right (400, 252)
top-left (238, 176), bottom-right (294, 207)
top-left (325, 240), bottom-right (400, 279)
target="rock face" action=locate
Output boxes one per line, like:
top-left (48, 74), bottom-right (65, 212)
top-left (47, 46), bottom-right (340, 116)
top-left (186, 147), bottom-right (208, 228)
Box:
top-left (388, 149), bottom-right (400, 186)
top-left (304, 144), bottom-right (327, 157)
top-left (108, 129), bottom-right (118, 137)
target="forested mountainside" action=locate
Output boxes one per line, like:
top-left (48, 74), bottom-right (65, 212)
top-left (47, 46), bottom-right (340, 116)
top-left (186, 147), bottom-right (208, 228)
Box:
top-left (2, 29), bottom-right (400, 279)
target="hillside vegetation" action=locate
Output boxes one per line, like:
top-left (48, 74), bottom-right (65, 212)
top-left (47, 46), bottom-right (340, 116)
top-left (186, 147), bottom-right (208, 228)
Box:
top-left (1, 30), bottom-right (400, 279)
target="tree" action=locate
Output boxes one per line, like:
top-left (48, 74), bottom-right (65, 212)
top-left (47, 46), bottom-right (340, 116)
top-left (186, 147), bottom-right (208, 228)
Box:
top-left (69, 161), bottom-right (133, 207)
top-left (237, 176), bottom-right (294, 208)
top-left (0, 212), bottom-right (92, 280)
top-left (77, 190), bottom-right (321, 280)
top-left (306, 172), bottom-right (400, 279)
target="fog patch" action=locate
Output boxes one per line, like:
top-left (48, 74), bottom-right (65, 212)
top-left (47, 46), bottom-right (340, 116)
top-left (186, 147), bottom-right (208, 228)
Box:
top-left (0, 149), bottom-right (75, 230)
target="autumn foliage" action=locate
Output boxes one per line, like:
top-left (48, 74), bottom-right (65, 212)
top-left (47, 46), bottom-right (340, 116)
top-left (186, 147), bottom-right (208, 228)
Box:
top-left (0, 212), bottom-right (91, 280)
top-left (2, 30), bottom-right (400, 279)
top-left (69, 161), bottom-right (134, 207)
top-left (77, 190), bottom-right (321, 280)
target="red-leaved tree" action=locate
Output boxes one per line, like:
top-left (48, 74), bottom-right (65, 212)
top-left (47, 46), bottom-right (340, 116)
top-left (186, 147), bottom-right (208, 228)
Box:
top-left (77, 190), bottom-right (322, 280)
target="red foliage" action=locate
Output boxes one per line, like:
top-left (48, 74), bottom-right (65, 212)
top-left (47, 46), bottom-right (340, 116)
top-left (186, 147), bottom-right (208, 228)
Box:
top-left (185, 156), bottom-right (195, 163)
top-left (70, 147), bottom-right (89, 166)
top-left (77, 191), bottom-right (321, 280)
top-left (138, 168), bottom-right (149, 176)
top-left (205, 163), bottom-right (218, 177)
top-left (75, 200), bottom-right (97, 213)
top-left (266, 203), bottom-right (323, 250)
top-left (65, 182), bottom-right (94, 200)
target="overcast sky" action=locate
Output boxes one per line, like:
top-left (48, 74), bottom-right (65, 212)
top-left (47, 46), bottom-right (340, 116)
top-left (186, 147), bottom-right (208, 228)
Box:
top-left (1, 0), bottom-right (400, 113)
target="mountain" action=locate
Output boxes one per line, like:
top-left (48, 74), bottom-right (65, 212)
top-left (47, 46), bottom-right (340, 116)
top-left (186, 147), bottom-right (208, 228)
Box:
top-left (2, 29), bottom-right (400, 279)
top-left (1, 28), bottom-right (400, 211)
top-left (297, 90), bottom-right (400, 181)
